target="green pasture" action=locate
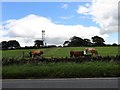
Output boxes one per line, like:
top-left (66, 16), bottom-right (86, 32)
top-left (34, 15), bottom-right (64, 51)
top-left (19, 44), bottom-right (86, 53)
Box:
top-left (1, 46), bottom-right (119, 58)
top-left (2, 46), bottom-right (120, 79)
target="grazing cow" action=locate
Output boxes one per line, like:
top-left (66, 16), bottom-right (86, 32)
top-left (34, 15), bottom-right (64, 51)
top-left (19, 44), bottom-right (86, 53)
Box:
top-left (29, 50), bottom-right (43, 58)
top-left (70, 51), bottom-right (86, 57)
top-left (85, 48), bottom-right (98, 56)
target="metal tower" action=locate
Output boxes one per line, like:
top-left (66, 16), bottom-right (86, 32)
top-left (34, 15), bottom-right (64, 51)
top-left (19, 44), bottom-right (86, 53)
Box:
top-left (42, 30), bottom-right (45, 42)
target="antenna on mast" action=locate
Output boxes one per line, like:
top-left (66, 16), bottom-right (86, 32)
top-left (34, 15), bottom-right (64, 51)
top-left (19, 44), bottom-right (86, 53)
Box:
top-left (42, 30), bottom-right (46, 46)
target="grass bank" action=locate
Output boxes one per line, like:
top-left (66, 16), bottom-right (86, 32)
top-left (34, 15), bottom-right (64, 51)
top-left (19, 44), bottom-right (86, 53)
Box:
top-left (3, 61), bottom-right (119, 79)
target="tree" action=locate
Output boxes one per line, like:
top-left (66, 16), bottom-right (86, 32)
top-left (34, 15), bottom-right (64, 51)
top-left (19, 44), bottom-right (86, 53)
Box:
top-left (83, 39), bottom-right (92, 46)
top-left (91, 36), bottom-right (105, 46)
top-left (1, 41), bottom-right (9, 49)
top-left (112, 43), bottom-right (117, 46)
top-left (68, 36), bottom-right (85, 47)
top-left (34, 40), bottom-right (44, 47)
top-left (1, 40), bottom-right (20, 49)
top-left (8, 40), bottom-right (20, 49)
top-left (0, 43), bottom-right (1, 49)
top-left (63, 41), bottom-right (69, 47)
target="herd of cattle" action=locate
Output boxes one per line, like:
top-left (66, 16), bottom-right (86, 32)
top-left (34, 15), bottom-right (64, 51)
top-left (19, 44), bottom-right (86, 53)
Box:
top-left (29, 48), bottom-right (98, 58)
top-left (2, 47), bottom-right (120, 65)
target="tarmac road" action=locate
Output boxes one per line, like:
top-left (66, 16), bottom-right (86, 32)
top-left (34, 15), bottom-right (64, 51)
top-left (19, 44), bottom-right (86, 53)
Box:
top-left (2, 78), bottom-right (119, 89)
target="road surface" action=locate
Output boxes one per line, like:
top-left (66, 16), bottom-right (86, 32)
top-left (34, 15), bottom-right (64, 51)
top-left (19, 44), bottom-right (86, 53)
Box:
top-left (2, 78), bottom-right (119, 89)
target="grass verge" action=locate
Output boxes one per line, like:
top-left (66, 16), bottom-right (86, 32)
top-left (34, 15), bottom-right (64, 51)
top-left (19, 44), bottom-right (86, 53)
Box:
top-left (2, 61), bottom-right (119, 79)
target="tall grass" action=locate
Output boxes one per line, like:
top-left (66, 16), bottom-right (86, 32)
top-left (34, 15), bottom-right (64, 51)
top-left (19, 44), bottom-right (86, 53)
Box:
top-left (3, 61), bottom-right (119, 79)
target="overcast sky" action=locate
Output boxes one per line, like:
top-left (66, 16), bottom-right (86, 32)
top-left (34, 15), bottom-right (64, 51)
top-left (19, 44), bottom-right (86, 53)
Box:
top-left (0, 0), bottom-right (119, 46)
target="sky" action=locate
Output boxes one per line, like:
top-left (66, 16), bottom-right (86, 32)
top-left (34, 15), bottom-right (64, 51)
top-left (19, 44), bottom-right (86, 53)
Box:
top-left (0, 0), bottom-right (119, 46)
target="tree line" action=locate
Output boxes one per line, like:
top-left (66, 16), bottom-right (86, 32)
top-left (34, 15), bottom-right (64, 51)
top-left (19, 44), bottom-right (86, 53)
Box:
top-left (0, 40), bottom-right (20, 49)
top-left (63, 35), bottom-right (106, 47)
top-left (0, 40), bottom-right (44, 50)
top-left (0, 35), bottom-right (119, 50)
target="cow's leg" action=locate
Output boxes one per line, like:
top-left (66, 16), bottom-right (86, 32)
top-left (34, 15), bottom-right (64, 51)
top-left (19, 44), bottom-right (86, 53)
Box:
top-left (29, 52), bottom-right (32, 57)
top-left (91, 52), bottom-right (93, 56)
top-left (32, 55), bottom-right (33, 58)
top-left (70, 54), bottom-right (73, 57)
top-left (34, 54), bottom-right (36, 57)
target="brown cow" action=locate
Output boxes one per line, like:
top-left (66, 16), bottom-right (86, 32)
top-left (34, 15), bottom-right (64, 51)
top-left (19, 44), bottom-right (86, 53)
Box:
top-left (29, 50), bottom-right (43, 58)
top-left (70, 51), bottom-right (85, 57)
top-left (85, 48), bottom-right (98, 56)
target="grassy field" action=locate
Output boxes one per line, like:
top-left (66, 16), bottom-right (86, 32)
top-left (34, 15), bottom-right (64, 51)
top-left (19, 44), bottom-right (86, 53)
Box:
top-left (1, 46), bottom-right (120, 58)
top-left (2, 46), bottom-right (119, 78)
top-left (3, 61), bottom-right (119, 79)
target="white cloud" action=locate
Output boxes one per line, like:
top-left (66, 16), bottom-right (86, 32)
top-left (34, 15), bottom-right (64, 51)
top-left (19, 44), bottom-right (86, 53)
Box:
top-left (110, 41), bottom-right (118, 44)
top-left (77, 0), bottom-right (119, 34)
top-left (77, 6), bottom-right (90, 15)
top-left (1, 14), bottom-right (108, 46)
top-left (0, 24), bottom-right (8, 38)
top-left (61, 4), bottom-right (69, 9)
top-left (60, 16), bottom-right (73, 20)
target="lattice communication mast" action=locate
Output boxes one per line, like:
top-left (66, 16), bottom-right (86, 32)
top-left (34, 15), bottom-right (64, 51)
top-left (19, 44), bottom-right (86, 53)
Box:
top-left (42, 30), bottom-right (45, 43)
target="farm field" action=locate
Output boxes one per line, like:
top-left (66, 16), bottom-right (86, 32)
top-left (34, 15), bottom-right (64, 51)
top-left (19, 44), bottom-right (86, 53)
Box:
top-left (1, 46), bottom-right (120, 79)
top-left (1, 46), bottom-right (120, 58)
